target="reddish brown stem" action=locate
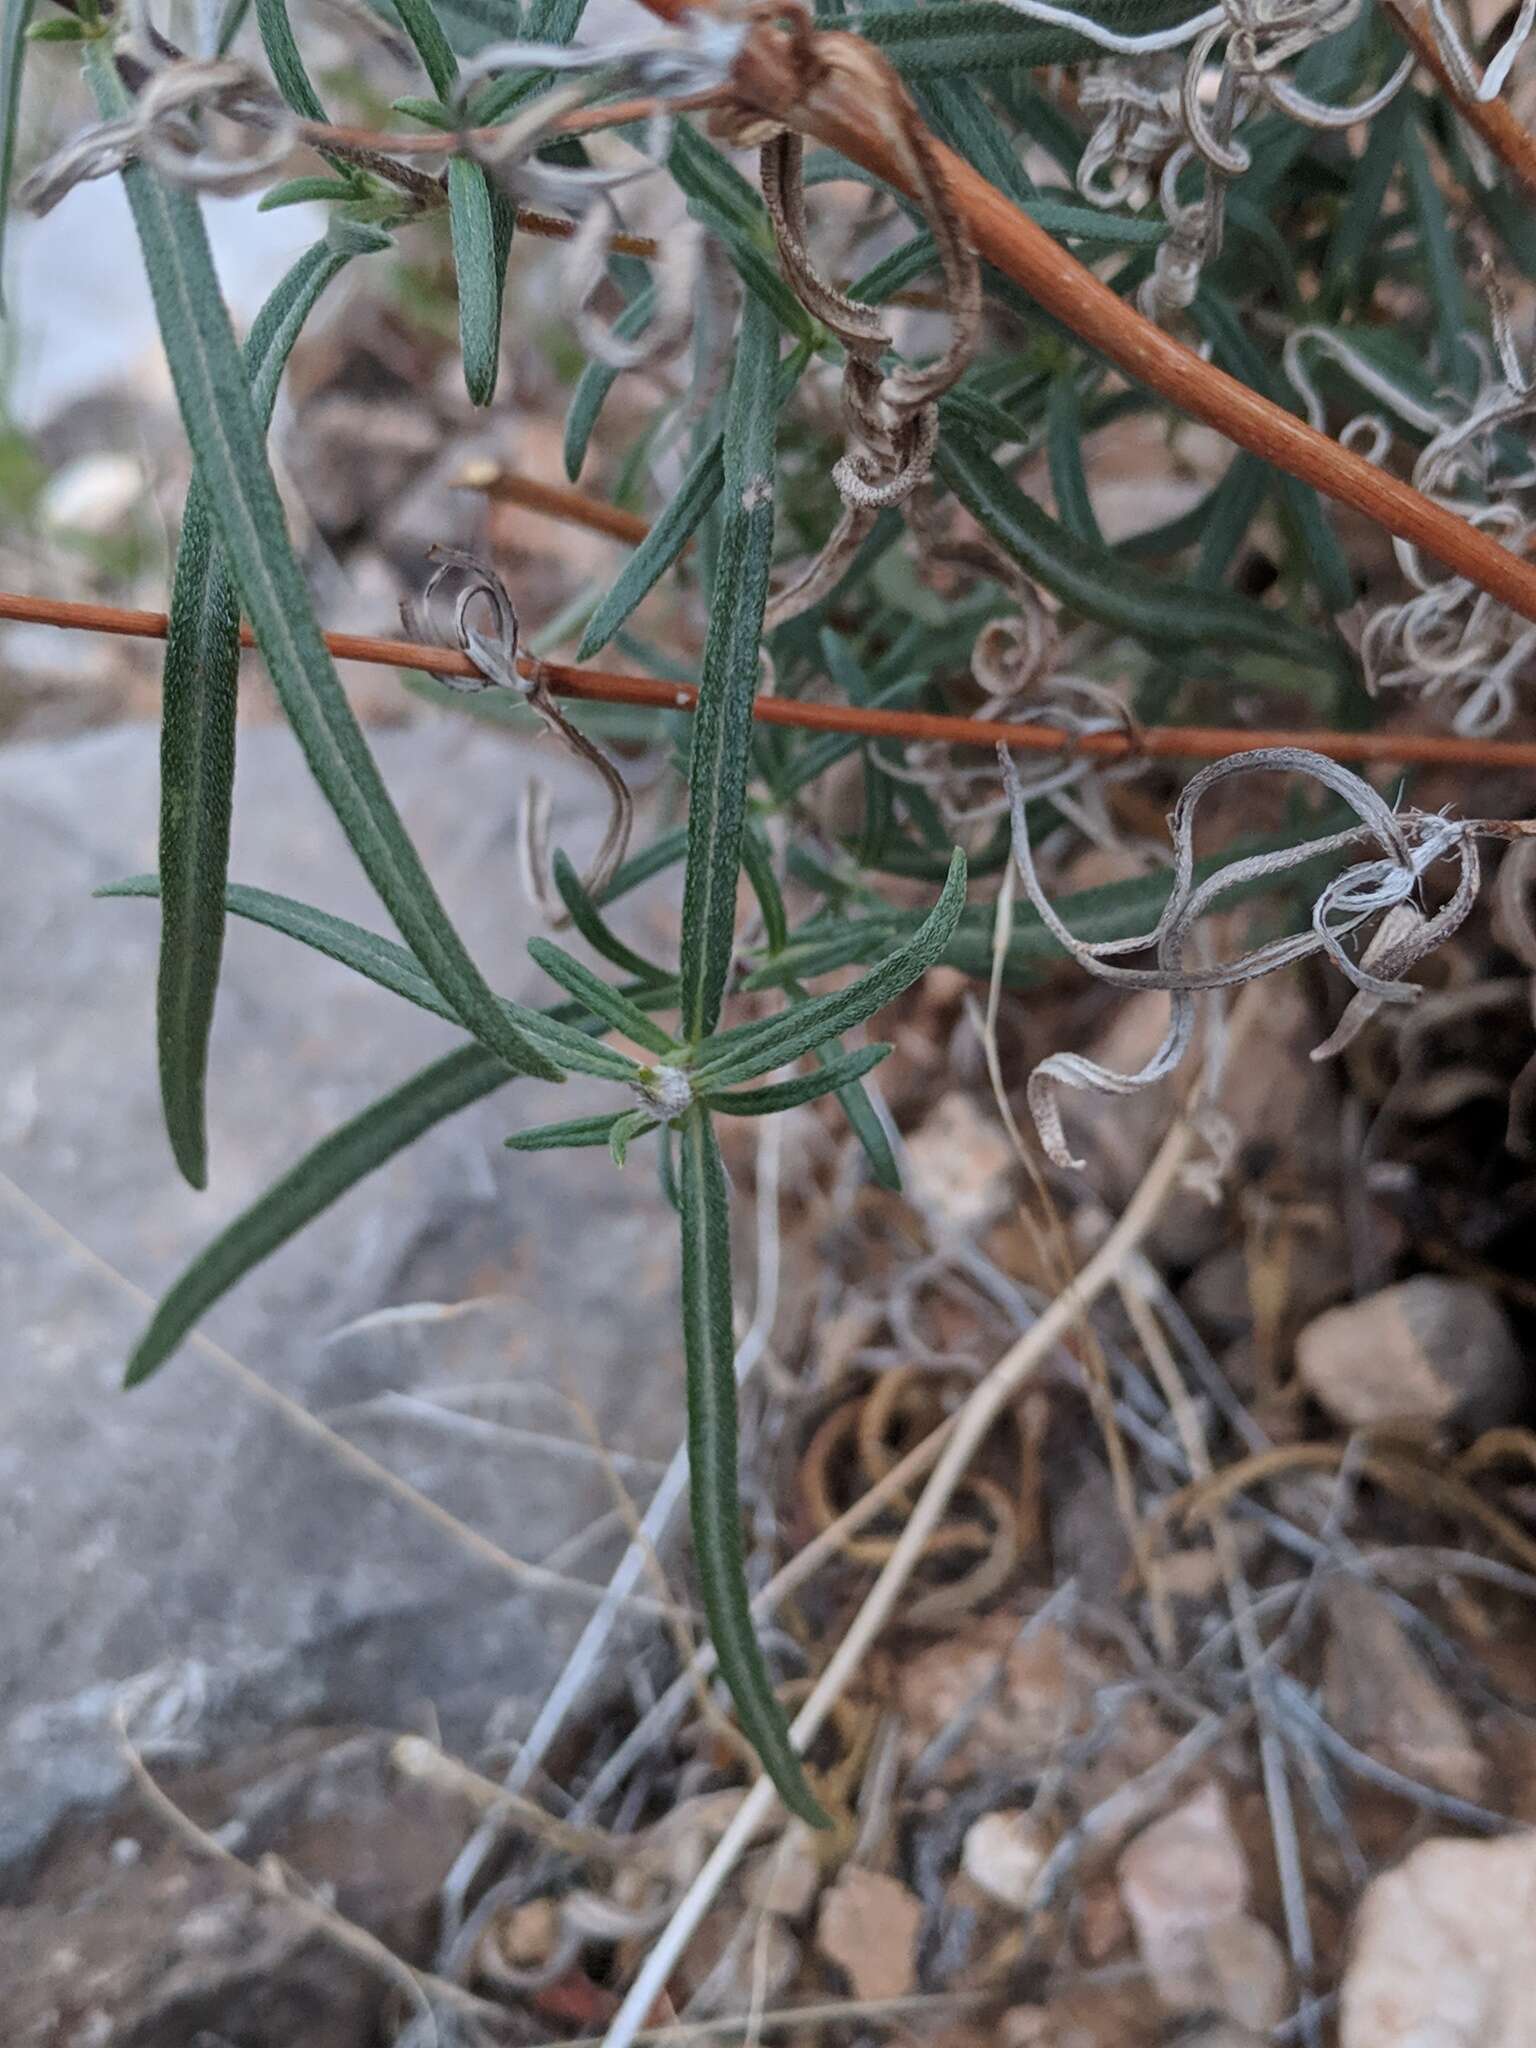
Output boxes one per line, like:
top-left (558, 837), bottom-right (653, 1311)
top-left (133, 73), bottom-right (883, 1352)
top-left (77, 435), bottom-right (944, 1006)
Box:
top-left (454, 466), bottom-right (655, 545)
top-left (7, 585), bottom-right (1536, 772)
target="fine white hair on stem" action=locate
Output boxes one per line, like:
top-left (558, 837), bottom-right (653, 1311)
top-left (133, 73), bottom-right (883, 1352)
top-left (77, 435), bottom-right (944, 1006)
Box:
top-left (1001, 744), bottom-right (1504, 1171)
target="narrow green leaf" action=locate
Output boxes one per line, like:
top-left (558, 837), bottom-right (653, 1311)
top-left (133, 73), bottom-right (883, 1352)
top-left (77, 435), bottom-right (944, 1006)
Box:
top-left (740, 923), bottom-right (889, 989)
top-left (259, 176), bottom-right (359, 211)
top-left (576, 435), bottom-right (724, 660)
top-left (392, 93), bottom-right (454, 127)
top-left (1403, 107), bottom-right (1470, 386)
top-left (552, 851), bottom-right (673, 986)
top-left (505, 1112), bottom-right (622, 1152)
top-left (448, 155), bottom-right (513, 406)
top-left (709, 1042), bottom-right (891, 1115)
top-left (1323, 82), bottom-right (1412, 312)
top-left (698, 848), bottom-right (967, 1084)
top-left (608, 1106), bottom-right (657, 1166)
top-left (668, 121), bottom-right (765, 240)
top-left (1193, 453), bottom-right (1269, 589)
top-left (102, 874), bottom-right (643, 1082)
top-left (989, 67), bottom-right (1083, 175)
top-left (528, 937), bottom-right (677, 1055)
top-left (600, 823), bottom-right (690, 907)
top-left (389, 0), bottom-right (460, 97)
top-left (821, 1054), bottom-right (900, 1188)
top-left (156, 239), bottom-right (351, 1189)
top-left (678, 1103), bottom-right (829, 1827)
top-left (739, 818), bottom-right (788, 960)
top-left (125, 1044), bottom-right (510, 1386)
top-left (935, 432), bottom-right (1336, 674)
top-left (254, 0), bottom-right (329, 120)
top-left (696, 203), bottom-right (817, 343)
top-left (565, 284), bottom-right (654, 481)
top-left (1045, 376), bottom-right (1102, 547)
top-left (679, 296), bottom-right (778, 1044)
top-left (0, 0), bottom-right (35, 306)
top-left (1191, 289), bottom-right (1358, 619)
top-left (781, 967), bottom-right (900, 1191)
top-left (215, 0), bottom-right (253, 54)
top-left (914, 74), bottom-right (1033, 204)
top-left (577, 346), bottom-right (808, 662)
top-left (88, 45), bottom-right (561, 1084)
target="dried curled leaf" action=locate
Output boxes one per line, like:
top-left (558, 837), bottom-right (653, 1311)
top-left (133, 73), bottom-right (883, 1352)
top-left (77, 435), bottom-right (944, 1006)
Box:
top-left (1002, 744), bottom-right (1515, 1170)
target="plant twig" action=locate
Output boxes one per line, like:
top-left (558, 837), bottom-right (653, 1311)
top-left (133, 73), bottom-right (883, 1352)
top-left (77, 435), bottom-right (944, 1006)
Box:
top-left (457, 463), bottom-right (655, 544)
top-left (8, 585), bottom-right (1536, 771)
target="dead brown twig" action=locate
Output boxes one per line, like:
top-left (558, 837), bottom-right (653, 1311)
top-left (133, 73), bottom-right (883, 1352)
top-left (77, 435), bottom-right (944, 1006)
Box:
top-left (9, 583), bottom-right (1536, 772)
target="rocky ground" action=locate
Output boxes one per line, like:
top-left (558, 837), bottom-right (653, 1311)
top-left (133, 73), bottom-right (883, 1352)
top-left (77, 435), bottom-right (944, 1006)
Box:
top-left (5, 92), bottom-right (1536, 2048)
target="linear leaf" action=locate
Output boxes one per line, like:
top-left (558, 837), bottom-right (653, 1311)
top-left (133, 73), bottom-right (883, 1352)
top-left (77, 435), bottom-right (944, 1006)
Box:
top-left (822, 1054), bottom-right (900, 1188)
top-left (87, 44), bottom-right (560, 1083)
top-left (668, 120), bottom-right (764, 240)
top-left (679, 295), bottom-right (778, 1044)
top-left (600, 823), bottom-right (690, 907)
top-left (390, 0), bottom-right (459, 96)
top-left (528, 937), bottom-right (677, 1054)
top-left (739, 818), bottom-right (788, 960)
top-left (397, 0), bottom-right (514, 404)
top-left (157, 239), bottom-right (351, 1189)
top-left (608, 1107), bottom-right (656, 1166)
top-left (698, 848), bottom-right (967, 1084)
top-left (565, 284), bottom-right (653, 480)
top-left (552, 850), bottom-right (674, 986)
top-left (576, 435), bottom-right (724, 660)
top-left (259, 176), bottom-right (358, 210)
top-left (448, 154), bottom-right (513, 406)
top-left (1045, 376), bottom-right (1102, 547)
top-left (1403, 107), bottom-right (1470, 386)
top-left (935, 431), bottom-right (1336, 674)
top-left (1191, 289), bottom-right (1357, 620)
top-left (709, 1042), bottom-right (891, 1115)
top-left (102, 874), bottom-right (643, 1081)
top-left (254, 0), bottom-right (328, 120)
top-left (782, 968), bottom-right (900, 1190)
top-left (0, 0), bottom-right (33, 307)
top-left (125, 1044), bottom-right (510, 1386)
top-left (505, 1112), bottom-right (622, 1152)
top-left (576, 346), bottom-right (806, 663)
top-left (678, 1103), bottom-right (828, 1826)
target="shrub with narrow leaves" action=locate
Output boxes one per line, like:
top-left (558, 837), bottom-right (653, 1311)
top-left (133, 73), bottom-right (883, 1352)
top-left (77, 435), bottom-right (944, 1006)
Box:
top-left (9, 0), bottom-right (1535, 1818)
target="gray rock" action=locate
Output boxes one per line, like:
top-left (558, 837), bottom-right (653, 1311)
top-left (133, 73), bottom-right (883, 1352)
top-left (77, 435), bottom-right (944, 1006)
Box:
top-left (0, 718), bottom-right (684, 1883)
top-left (1295, 1275), bottom-right (1526, 1434)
